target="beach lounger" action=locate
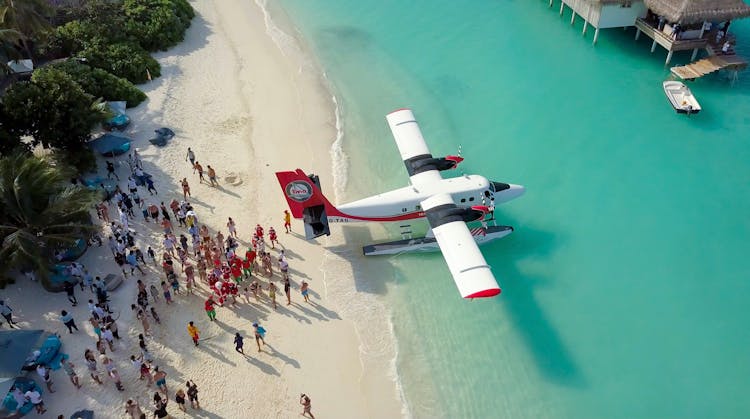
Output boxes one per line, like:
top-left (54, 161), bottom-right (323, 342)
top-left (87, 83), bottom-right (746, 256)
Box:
top-left (103, 273), bottom-right (123, 291)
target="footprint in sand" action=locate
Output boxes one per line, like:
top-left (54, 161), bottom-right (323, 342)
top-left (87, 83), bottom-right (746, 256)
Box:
top-left (223, 172), bottom-right (243, 186)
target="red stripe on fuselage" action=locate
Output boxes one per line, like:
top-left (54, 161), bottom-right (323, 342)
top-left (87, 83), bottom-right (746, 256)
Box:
top-left (327, 210), bottom-right (426, 223)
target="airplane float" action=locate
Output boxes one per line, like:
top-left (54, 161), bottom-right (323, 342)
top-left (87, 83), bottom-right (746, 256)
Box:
top-left (275, 108), bottom-right (524, 299)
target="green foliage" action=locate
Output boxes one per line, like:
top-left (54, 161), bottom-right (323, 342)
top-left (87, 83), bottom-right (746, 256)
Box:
top-left (0, 0), bottom-right (53, 62)
top-left (78, 41), bottom-right (161, 84)
top-left (2, 68), bottom-right (106, 152)
top-left (47, 60), bottom-right (147, 108)
top-left (0, 152), bottom-right (99, 289)
top-left (123, 0), bottom-right (194, 52)
top-left (0, 104), bottom-right (24, 155)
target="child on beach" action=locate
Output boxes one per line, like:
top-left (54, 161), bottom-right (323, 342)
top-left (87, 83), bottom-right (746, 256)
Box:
top-left (301, 280), bottom-right (311, 303)
top-left (252, 322), bottom-right (266, 352)
top-left (84, 349), bottom-right (102, 384)
top-left (234, 332), bottom-right (244, 354)
top-left (161, 281), bottom-right (172, 304)
top-left (268, 282), bottom-right (277, 310)
top-left (150, 307), bottom-right (161, 324)
top-left (175, 389), bottom-right (188, 412)
top-left (268, 227), bottom-right (278, 248)
top-left (227, 217), bottom-right (237, 237)
top-left (187, 321), bottom-right (199, 346)
top-left (61, 358), bottom-right (82, 389)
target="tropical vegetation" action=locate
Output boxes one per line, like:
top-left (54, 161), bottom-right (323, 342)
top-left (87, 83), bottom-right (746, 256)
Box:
top-left (45, 60), bottom-right (147, 107)
top-left (0, 152), bottom-right (99, 289)
top-left (3, 67), bottom-right (107, 156)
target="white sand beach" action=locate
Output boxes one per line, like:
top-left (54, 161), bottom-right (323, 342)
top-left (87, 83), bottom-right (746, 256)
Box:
top-left (0, 0), bottom-right (404, 417)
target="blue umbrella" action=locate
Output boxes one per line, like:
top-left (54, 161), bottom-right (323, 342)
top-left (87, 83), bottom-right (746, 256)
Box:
top-left (89, 133), bottom-right (131, 156)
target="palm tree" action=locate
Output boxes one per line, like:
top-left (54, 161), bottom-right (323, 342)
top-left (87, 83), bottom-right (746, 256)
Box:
top-left (0, 152), bottom-right (99, 289)
top-left (0, 0), bottom-right (53, 64)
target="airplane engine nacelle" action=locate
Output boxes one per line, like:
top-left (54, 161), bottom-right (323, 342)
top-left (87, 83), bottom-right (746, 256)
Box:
top-left (406, 155), bottom-right (463, 175)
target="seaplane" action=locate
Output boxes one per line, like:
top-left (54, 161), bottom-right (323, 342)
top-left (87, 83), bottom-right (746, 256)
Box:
top-left (275, 108), bottom-right (524, 298)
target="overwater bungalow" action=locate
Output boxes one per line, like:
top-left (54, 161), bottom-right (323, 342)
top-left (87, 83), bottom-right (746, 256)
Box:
top-left (550, 0), bottom-right (750, 77)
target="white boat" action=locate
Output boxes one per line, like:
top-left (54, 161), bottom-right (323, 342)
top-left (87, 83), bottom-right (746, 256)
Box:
top-left (363, 225), bottom-right (513, 256)
top-left (663, 81), bottom-right (701, 114)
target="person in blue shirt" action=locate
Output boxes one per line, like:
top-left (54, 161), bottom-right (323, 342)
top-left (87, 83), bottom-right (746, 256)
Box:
top-left (61, 310), bottom-right (78, 333)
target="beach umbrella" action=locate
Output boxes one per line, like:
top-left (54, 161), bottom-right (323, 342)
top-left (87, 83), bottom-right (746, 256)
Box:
top-left (0, 330), bottom-right (45, 396)
top-left (70, 410), bottom-right (94, 419)
top-left (89, 133), bottom-right (132, 156)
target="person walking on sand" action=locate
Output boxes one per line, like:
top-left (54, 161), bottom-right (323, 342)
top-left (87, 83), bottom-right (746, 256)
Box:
top-left (186, 380), bottom-right (200, 409)
top-left (24, 387), bottom-right (47, 414)
top-left (204, 298), bottom-right (216, 321)
top-left (137, 309), bottom-right (151, 335)
top-left (84, 349), bottom-right (103, 384)
top-left (61, 358), bottom-right (82, 389)
top-left (252, 321), bottom-right (266, 352)
top-left (284, 210), bottom-right (291, 233)
top-left (181, 178), bottom-right (191, 200)
top-left (300, 393), bottom-right (315, 419)
top-left (234, 332), bottom-right (244, 354)
top-left (125, 399), bottom-right (144, 419)
top-left (301, 280), bottom-right (311, 303)
top-left (268, 227), bottom-right (278, 248)
top-left (268, 282), bottom-right (278, 310)
top-left (146, 176), bottom-right (158, 195)
top-left (227, 217), bottom-right (237, 238)
top-left (194, 161), bottom-right (205, 183)
top-left (63, 281), bottom-right (78, 306)
top-left (153, 367), bottom-right (168, 395)
top-left (175, 388), bottom-right (187, 412)
top-left (60, 310), bottom-right (79, 333)
top-left (186, 147), bottom-right (196, 167)
top-left (207, 165), bottom-right (218, 186)
top-left (0, 300), bottom-right (17, 328)
top-left (187, 321), bottom-right (200, 346)
top-left (284, 277), bottom-right (291, 305)
top-left (36, 364), bottom-right (55, 393)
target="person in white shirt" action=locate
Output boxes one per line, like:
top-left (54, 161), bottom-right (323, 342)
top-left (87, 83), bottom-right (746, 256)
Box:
top-left (36, 365), bottom-right (55, 393)
top-left (24, 389), bottom-right (46, 414)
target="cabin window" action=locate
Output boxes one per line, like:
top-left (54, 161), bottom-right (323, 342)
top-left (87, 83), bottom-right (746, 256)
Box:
top-left (469, 197), bottom-right (475, 202)
top-left (401, 207), bottom-right (407, 213)
top-left (460, 198), bottom-right (466, 203)
top-left (415, 205), bottom-right (421, 211)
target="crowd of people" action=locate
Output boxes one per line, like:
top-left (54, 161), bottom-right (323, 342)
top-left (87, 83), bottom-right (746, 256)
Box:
top-left (3, 146), bottom-right (318, 418)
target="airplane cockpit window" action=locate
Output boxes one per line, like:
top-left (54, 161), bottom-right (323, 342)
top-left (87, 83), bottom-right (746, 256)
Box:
top-left (484, 190), bottom-right (491, 198)
top-left (460, 198), bottom-right (466, 203)
top-left (469, 197), bottom-right (474, 202)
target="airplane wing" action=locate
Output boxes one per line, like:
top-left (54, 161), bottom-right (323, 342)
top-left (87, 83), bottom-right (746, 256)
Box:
top-left (386, 108), bottom-right (443, 189)
top-left (421, 193), bottom-right (501, 299)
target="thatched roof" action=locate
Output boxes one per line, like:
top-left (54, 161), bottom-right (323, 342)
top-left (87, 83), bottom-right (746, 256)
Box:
top-left (645, 0), bottom-right (750, 24)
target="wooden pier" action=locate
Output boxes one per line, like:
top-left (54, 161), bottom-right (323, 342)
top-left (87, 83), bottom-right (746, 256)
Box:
top-left (670, 55), bottom-right (748, 80)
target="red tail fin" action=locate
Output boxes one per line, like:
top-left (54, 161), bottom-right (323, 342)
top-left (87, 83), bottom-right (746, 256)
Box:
top-left (275, 169), bottom-right (334, 219)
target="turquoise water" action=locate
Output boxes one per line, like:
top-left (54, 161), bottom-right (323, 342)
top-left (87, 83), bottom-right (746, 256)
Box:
top-left (276, 1), bottom-right (750, 418)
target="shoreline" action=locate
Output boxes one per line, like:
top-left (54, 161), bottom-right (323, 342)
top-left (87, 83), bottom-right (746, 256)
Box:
top-left (0, 0), bottom-right (404, 418)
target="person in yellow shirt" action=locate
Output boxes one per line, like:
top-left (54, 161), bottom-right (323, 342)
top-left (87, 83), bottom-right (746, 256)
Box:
top-left (187, 321), bottom-right (199, 346)
top-left (284, 210), bottom-right (291, 233)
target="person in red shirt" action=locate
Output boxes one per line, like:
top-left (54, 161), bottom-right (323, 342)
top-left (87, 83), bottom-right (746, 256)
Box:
top-left (241, 257), bottom-right (252, 279)
top-left (230, 263), bottom-right (242, 284)
top-left (268, 227), bottom-right (278, 249)
top-left (255, 224), bottom-right (264, 238)
top-left (204, 298), bottom-right (216, 321)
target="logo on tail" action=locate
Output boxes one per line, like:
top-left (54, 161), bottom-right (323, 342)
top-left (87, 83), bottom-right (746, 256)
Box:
top-left (285, 180), bottom-right (313, 202)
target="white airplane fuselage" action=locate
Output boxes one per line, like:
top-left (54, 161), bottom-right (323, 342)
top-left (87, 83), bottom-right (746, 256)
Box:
top-left (328, 173), bottom-right (525, 223)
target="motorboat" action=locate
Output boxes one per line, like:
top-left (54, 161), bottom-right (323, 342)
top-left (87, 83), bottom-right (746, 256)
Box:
top-left (663, 81), bottom-right (701, 114)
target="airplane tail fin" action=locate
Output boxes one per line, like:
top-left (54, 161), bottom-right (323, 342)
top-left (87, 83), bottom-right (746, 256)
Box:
top-left (275, 169), bottom-right (332, 239)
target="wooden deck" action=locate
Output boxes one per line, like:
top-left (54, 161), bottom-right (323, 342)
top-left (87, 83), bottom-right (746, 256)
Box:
top-left (670, 55), bottom-right (749, 80)
top-left (634, 18), bottom-right (707, 52)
